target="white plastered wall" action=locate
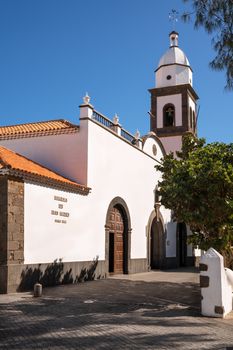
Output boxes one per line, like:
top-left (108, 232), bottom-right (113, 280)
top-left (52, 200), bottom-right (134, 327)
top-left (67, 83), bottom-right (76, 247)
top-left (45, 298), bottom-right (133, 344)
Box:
top-left (24, 184), bottom-right (98, 263)
top-left (0, 126), bottom-right (88, 186)
top-left (157, 94), bottom-right (182, 128)
top-left (188, 95), bottom-right (196, 128)
top-left (159, 135), bottom-right (182, 155)
top-left (188, 96), bottom-right (196, 113)
top-left (139, 137), bottom-right (176, 258)
top-left (156, 65), bottom-right (192, 88)
top-left (86, 120), bottom-right (171, 259)
top-left (22, 118), bottom-right (175, 264)
top-left (142, 135), bottom-right (163, 159)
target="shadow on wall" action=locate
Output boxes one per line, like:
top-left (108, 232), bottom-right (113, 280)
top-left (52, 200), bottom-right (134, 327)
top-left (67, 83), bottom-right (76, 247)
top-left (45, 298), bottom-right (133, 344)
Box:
top-left (17, 257), bottom-right (100, 292)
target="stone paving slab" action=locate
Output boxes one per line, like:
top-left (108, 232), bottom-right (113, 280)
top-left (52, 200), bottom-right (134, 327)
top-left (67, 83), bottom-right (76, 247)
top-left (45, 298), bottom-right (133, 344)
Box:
top-left (0, 269), bottom-right (233, 349)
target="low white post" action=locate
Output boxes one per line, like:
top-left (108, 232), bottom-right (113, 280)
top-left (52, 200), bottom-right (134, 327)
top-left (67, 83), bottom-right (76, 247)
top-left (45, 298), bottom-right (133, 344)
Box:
top-left (34, 283), bottom-right (42, 297)
top-left (200, 248), bottom-right (232, 318)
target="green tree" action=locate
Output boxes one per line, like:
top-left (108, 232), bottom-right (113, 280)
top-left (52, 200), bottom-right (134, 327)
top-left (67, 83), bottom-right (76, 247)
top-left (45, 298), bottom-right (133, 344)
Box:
top-left (182, 0), bottom-right (233, 90)
top-left (156, 133), bottom-right (233, 266)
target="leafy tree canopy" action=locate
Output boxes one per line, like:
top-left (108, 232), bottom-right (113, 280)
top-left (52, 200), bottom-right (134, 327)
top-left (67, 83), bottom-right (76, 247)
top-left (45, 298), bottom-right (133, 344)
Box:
top-left (182, 0), bottom-right (233, 90)
top-left (156, 134), bottom-right (233, 262)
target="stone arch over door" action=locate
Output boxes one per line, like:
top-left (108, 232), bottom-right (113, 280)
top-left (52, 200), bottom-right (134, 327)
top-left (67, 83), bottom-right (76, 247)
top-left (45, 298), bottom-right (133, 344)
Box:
top-left (105, 197), bottom-right (131, 275)
top-left (147, 210), bottom-right (166, 270)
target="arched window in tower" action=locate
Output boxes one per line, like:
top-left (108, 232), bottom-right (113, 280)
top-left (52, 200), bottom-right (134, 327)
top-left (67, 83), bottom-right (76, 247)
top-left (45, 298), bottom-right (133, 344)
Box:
top-left (193, 111), bottom-right (196, 130)
top-left (163, 104), bottom-right (175, 127)
top-left (189, 107), bottom-right (193, 129)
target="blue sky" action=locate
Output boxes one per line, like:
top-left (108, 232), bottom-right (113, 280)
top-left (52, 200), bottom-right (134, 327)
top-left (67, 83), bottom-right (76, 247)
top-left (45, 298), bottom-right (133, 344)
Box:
top-left (0, 0), bottom-right (232, 143)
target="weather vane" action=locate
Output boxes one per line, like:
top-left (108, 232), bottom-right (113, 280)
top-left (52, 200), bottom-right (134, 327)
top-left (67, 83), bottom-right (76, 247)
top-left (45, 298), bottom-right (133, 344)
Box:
top-left (169, 9), bottom-right (179, 30)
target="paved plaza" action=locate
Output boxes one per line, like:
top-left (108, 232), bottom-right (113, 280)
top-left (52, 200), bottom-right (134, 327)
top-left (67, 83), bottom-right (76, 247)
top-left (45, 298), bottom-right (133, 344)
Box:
top-left (0, 269), bottom-right (233, 349)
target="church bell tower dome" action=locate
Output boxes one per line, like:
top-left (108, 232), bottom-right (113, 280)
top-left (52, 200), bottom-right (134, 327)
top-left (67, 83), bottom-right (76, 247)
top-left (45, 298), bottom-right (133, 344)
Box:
top-left (155, 32), bottom-right (193, 88)
top-left (149, 31), bottom-right (199, 155)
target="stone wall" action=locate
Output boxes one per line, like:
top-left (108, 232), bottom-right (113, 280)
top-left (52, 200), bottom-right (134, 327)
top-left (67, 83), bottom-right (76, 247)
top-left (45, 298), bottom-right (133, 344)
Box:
top-left (0, 176), bottom-right (24, 293)
top-left (0, 177), bottom-right (8, 293)
top-left (0, 177), bottom-right (8, 264)
top-left (7, 178), bottom-right (24, 265)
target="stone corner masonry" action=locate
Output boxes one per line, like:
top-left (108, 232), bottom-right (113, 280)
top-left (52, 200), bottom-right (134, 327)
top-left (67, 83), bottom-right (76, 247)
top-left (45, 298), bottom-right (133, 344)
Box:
top-left (0, 176), bottom-right (24, 293)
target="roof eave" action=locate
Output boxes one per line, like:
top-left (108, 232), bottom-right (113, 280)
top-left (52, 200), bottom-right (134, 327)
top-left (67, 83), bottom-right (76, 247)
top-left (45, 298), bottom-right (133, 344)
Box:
top-left (0, 126), bottom-right (79, 141)
top-left (0, 168), bottom-right (91, 195)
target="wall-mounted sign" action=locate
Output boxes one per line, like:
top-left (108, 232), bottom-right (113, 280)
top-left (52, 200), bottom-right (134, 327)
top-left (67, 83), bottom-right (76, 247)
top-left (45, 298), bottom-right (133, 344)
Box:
top-left (54, 196), bottom-right (67, 203)
top-left (51, 196), bottom-right (70, 224)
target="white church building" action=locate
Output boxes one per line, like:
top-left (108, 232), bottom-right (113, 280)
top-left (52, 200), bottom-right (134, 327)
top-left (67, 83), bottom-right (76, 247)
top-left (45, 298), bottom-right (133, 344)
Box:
top-left (0, 32), bottom-right (199, 293)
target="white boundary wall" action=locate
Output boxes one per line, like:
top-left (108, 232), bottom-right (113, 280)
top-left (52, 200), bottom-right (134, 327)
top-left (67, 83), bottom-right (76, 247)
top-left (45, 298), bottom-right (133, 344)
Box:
top-left (200, 248), bottom-right (232, 318)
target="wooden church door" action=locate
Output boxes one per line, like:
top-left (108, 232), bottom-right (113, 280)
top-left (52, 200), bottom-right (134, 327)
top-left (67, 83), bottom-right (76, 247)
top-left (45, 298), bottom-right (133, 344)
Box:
top-left (108, 207), bottom-right (124, 274)
top-left (150, 218), bottom-right (164, 269)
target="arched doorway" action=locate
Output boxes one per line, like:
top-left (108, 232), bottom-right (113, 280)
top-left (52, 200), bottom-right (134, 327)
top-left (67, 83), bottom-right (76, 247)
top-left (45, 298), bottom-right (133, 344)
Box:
top-left (150, 218), bottom-right (165, 269)
top-left (108, 206), bottom-right (124, 274)
top-left (177, 223), bottom-right (187, 267)
top-left (105, 197), bottom-right (131, 275)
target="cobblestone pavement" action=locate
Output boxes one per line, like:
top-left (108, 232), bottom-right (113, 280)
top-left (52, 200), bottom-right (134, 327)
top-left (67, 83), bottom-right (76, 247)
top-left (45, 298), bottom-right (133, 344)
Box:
top-left (0, 269), bottom-right (233, 349)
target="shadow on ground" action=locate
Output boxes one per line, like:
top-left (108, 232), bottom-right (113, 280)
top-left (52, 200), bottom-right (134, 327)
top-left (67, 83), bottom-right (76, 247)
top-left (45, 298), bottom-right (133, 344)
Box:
top-left (1, 277), bottom-right (226, 350)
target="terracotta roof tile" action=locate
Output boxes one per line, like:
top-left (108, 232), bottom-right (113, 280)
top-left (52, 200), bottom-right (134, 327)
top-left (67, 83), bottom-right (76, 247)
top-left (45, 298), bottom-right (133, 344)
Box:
top-left (0, 146), bottom-right (90, 194)
top-left (0, 119), bottom-right (78, 140)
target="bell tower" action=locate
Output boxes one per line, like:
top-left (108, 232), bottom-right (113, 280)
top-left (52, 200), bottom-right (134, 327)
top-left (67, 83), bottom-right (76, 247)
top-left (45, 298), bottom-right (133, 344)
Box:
top-left (149, 32), bottom-right (199, 154)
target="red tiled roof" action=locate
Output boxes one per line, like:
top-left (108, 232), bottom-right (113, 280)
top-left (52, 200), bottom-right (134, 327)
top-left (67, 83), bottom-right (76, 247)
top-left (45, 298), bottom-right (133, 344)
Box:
top-left (0, 119), bottom-right (78, 140)
top-left (0, 146), bottom-right (90, 194)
